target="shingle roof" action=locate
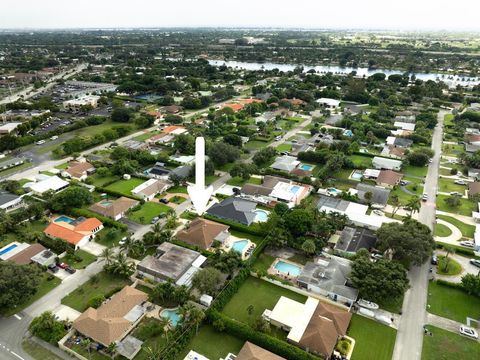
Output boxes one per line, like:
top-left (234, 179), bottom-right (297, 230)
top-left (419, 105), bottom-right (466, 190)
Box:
top-left (206, 197), bottom-right (257, 225)
top-left (89, 197), bottom-right (139, 219)
top-left (65, 161), bottom-right (94, 178)
top-left (8, 243), bottom-right (46, 265)
top-left (73, 286), bottom-right (147, 346)
top-left (356, 183), bottom-right (390, 206)
top-left (0, 192), bottom-right (20, 206)
top-left (236, 342), bottom-right (285, 360)
top-left (376, 170), bottom-right (403, 186)
top-left (176, 218), bottom-right (229, 249)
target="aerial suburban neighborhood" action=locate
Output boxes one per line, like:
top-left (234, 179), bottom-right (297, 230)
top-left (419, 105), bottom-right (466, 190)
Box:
top-left (0, 2), bottom-right (479, 360)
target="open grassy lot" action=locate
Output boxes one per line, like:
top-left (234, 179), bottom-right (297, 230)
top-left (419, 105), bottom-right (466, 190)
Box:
top-left (61, 249), bottom-right (96, 269)
top-left (422, 325), bottom-right (480, 360)
top-left (105, 177), bottom-right (145, 197)
top-left (128, 201), bottom-right (171, 224)
top-left (436, 194), bottom-right (476, 216)
top-left (434, 223), bottom-right (453, 237)
top-left (176, 325), bottom-right (244, 360)
top-left (167, 185), bottom-right (188, 194)
top-left (402, 165), bottom-right (428, 177)
top-left (438, 178), bottom-right (467, 194)
top-left (348, 314), bottom-right (396, 360)
top-left (442, 143), bottom-right (464, 158)
top-left (95, 227), bottom-right (128, 248)
top-left (222, 276), bottom-right (306, 324)
top-left (349, 154), bottom-right (373, 168)
top-left (436, 215), bottom-right (475, 238)
top-left (227, 176), bottom-right (262, 187)
top-left (1, 273), bottom-right (61, 316)
top-left (88, 174), bottom-right (119, 188)
top-left (427, 281), bottom-right (480, 323)
top-left (22, 339), bottom-right (64, 360)
top-left (61, 272), bottom-right (130, 312)
top-left (244, 140), bottom-right (269, 150)
top-left (276, 143), bottom-right (292, 152)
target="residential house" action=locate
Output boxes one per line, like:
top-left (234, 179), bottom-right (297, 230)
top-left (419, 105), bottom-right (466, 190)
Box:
top-left (316, 98), bottom-right (341, 110)
top-left (162, 105), bottom-right (182, 114)
top-left (73, 286), bottom-right (147, 359)
top-left (169, 154), bottom-right (195, 165)
top-left (376, 170), bottom-right (403, 188)
top-left (222, 103), bottom-right (244, 112)
top-left (381, 145), bottom-right (406, 159)
top-left (89, 197), bottom-right (139, 221)
top-left (131, 179), bottom-right (170, 201)
top-left (44, 216), bottom-right (103, 249)
top-left (333, 227), bottom-right (377, 254)
top-left (353, 183), bottom-right (390, 207)
top-left (372, 157), bottom-right (402, 171)
top-left (6, 243), bottom-right (47, 265)
top-left (270, 155), bottom-right (300, 172)
top-left (393, 122), bottom-right (416, 131)
top-left (0, 122), bottom-right (21, 135)
top-left (386, 136), bottom-right (413, 149)
top-left (264, 296), bottom-right (351, 358)
top-left (0, 192), bottom-right (23, 212)
top-left (122, 140), bottom-right (149, 151)
top-left (31, 248), bottom-right (57, 267)
top-left (163, 125), bottom-right (188, 136)
top-left (233, 342), bottom-right (285, 360)
top-left (468, 182), bottom-right (480, 198)
top-left (206, 197), bottom-right (257, 226)
top-left (176, 218), bottom-right (230, 250)
top-left (24, 175), bottom-right (70, 195)
top-left (62, 161), bottom-right (95, 181)
top-left (137, 242), bottom-right (206, 287)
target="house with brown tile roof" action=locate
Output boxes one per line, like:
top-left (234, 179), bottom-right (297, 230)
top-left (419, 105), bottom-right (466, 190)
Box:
top-left (131, 179), bottom-right (170, 201)
top-left (8, 243), bottom-right (46, 265)
top-left (89, 197), bottom-right (139, 221)
top-left (43, 216), bottom-right (103, 249)
top-left (222, 103), bottom-right (244, 112)
top-left (176, 218), bottom-right (230, 249)
top-left (468, 182), bottom-right (480, 198)
top-left (73, 286), bottom-right (148, 347)
top-left (375, 170), bottom-right (403, 189)
top-left (62, 161), bottom-right (95, 181)
top-left (235, 341), bottom-right (285, 360)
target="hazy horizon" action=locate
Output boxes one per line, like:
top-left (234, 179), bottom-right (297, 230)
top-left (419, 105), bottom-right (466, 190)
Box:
top-left (1, 0), bottom-right (480, 31)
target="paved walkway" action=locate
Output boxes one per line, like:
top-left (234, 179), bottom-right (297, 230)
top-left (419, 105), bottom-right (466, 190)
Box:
top-left (434, 219), bottom-right (462, 244)
top-left (436, 210), bottom-right (477, 226)
top-left (426, 313), bottom-right (463, 334)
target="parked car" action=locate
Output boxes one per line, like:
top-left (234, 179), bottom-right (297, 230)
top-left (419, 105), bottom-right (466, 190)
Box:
top-left (373, 210), bottom-right (384, 216)
top-left (159, 198), bottom-right (169, 204)
top-left (431, 255), bottom-right (438, 265)
top-left (36, 140), bottom-right (46, 145)
top-left (454, 180), bottom-right (467, 185)
top-left (65, 266), bottom-right (76, 274)
top-left (422, 193), bottom-right (428, 201)
top-left (469, 259), bottom-right (480, 268)
top-left (151, 216), bottom-right (160, 224)
top-left (57, 262), bottom-right (68, 269)
top-left (48, 263), bottom-right (59, 273)
top-left (399, 180), bottom-right (408, 186)
top-left (275, 136), bottom-right (282, 141)
top-left (119, 237), bottom-right (127, 246)
top-left (50, 135), bottom-right (58, 140)
top-left (459, 326), bottom-right (478, 339)
top-left (450, 191), bottom-right (462, 196)
top-left (460, 241), bottom-right (475, 248)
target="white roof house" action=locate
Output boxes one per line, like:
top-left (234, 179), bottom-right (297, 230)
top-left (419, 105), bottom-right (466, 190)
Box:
top-left (386, 136), bottom-right (396, 145)
top-left (474, 224), bottom-right (480, 252)
top-left (363, 169), bottom-right (381, 179)
top-left (269, 182), bottom-right (311, 204)
top-left (270, 155), bottom-right (300, 172)
top-left (316, 98), bottom-right (341, 108)
top-left (169, 155), bottom-right (195, 165)
top-left (372, 157), bottom-right (402, 171)
top-left (25, 175), bottom-right (69, 195)
top-left (394, 122), bottom-right (416, 131)
top-left (0, 122), bottom-right (22, 134)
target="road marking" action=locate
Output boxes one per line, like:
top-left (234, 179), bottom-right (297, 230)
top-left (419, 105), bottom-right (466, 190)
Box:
top-left (13, 314), bottom-right (21, 320)
top-left (0, 342), bottom-right (25, 360)
top-left (10, 351), bottom-right (25, 360)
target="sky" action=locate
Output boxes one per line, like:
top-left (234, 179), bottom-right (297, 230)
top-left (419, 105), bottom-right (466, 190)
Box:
top-left (1, 0), bottom-right (479, 31)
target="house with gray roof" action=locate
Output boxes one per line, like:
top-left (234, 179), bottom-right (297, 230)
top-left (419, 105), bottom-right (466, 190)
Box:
top-left (0, 192), bottom-right (23, 212)
top-left (355, 183), bottom-right (390, 207)
top-left (270, 155), bottom-right (300, 172)
top-left (297, 257), bottom-right (358, 305)
top-left (206, 197), bottom-right (257, 225)
top-left (334, 227), bottom-right (377, 254)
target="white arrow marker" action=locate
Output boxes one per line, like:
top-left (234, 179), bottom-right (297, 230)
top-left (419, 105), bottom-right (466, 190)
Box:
top-left (187, 137), bottom-right (213, 215)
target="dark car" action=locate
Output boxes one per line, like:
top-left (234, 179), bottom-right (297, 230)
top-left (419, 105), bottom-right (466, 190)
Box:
top-left (431, 255), bottom-right (438, 265)
top-left (65, 266), bottom-right (76, 274)
top-left (48, 263), bottom-right (59, 273)
top-left (159, 198), bottom-right (169, 204)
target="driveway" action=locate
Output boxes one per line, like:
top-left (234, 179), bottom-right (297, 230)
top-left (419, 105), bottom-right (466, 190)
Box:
top-left (434, 250), bottom-right (480, 283)
top-left (81, 240), bottom-right (106, 256)
top-left (434, 219), bottom-right (462, 244)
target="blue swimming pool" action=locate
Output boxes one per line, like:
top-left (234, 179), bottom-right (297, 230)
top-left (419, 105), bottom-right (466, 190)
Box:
top-left (160, 309), bottom-right (181, 327)
top-left (299, 164), bottom-right (314, 171)
top-left (290, 185), bottom-right (301, 194)
top-left (54, 215), bottom-right (74, 223)
top-left (274, 260), bottom-right (302, 276)
top-left (232, 240), bottom-right (249, 253)
top-left (254, 209), bottom-right (269, 222)
top-left (0, 244), bottom-right (18, 256)
top-left (350, 171), bottom-right (363, 181)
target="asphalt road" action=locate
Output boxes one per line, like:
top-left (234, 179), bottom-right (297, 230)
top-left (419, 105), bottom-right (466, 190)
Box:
top-left (392, 110), bottom-right (447, 360)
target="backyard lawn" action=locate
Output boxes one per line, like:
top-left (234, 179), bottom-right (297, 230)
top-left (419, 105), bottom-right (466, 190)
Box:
top-left (434, 223), bottom-right (453, 237)
top-left (436, 215), bottom-right (475, 238)
top-left (252, 253), bottom-right (276, 273)
top-left (276, 143), bottom-right (292, 152)
top-left (348, 314), bottom-right (396, 360)
top-left (222, 276), bottom-right (306, 324)
top-left (176, 325), bottom-right (244, 360)
top-left (422, 325), bottom-right (480, 360)
top-left (105, 177), bottom-right (145, 197)
top-left (61, 272), bottom-right (131, 312)
top-left (127, 201), bottom-right (171, 224)
top-left (402, 165), bottom-right (428, 177)
top-left (427, 281), bottom-right (480, 323)
top-left (436, 194), bottom-right (476, 216)
top-left (89, 174), bottom-right (119, 188)
top-left (438, 178), bottom-right (467, 194)
top-left (1, 273), bottom-right (61, 316)
top-left (349, 154), bottom-right (373, 168)
top-left (244, 140), bottom-right (269, 150)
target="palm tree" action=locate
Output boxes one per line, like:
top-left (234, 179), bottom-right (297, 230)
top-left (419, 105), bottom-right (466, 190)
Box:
top-left (107, 342), bottom-right (117, 359)
top-left (110, 253), bottom-right (135, 277)
top-left (120, 236), bottom-right (134, 255)
top-left (160, 229), bottom-right (173, 243)
top-left (390, 194), bottom-right (402, 218)
top-left (81, 338), bottom-right (92, 360)
top-left (189, 307), bottom-right (205, 334)
top-left (144, 345), bottom-right (162, 360)
top-left (100, 247), bottom-right (114, 265)
top-left (158, 316), bottom-right (172, 340)
top-left (443, 245), bottom-right (455, 272)
top-left (151, 223), bottom-right (162, 244)
top-left (406, 196), bottom-right (421, 216)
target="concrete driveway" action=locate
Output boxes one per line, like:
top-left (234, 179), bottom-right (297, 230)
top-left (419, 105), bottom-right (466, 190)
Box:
top-left (434, 250), bottom-right (480, 283)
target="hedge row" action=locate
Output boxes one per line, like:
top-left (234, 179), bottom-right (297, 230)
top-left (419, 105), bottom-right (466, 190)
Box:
top-left (435, 279), bottom-right (465, 291)
top-left (203, 214), bottom-right (266, 236)
top-left (436, 242), bottom-right (477, 258)
top-left (262, 168), bottom-right (313, 185)
top-left (70, 208), bottom-right (129, 231)
top-left (207, 310), bottom-right (322, 360)
top-left (211, 267), bottom-right (251, 312)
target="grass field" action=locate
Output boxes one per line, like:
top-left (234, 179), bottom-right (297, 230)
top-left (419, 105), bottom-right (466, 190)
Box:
top-left (222, 277), bottom-right (306, 324)
top-left (0, 161), bottom-right (32, 177)
top-left (442, 143), bottom-right (464, 158)
top-left (1, 273), bottom-right (61, 316)
top-left (403, 165), bottom-right (428, 177)
top-left (105, 177), bottom-right (145, 197)
top-left (227, 176), bottom-right (263, 187)
top-left (89, 174), bottom-right (119, 187)
top-left (427, 281), bottom-right (480, 323)
top-left (128, 201), bottom-right (171, 224)
top-left (61, 249), bottom-right (96, 269)
top-left (422, 325), bottom-right (480, 360)
top-left (131, 318), bottom-right (168, 360)
top-left (167, 186), bottom-right (188, 194)
top-left (349, 154), bottom-right (373, 168)
top-left (438, 178), bottom-right (467, 194)
top-left (276, 143), bottom-right (292, 152)
top-left (95, 227), bottom-right (128, 248)
top-left (434, 223), bottom-right (453, 237)
top-left (22, 339), bottom-right (64, 360)
top-left (348, 314), bottom-right (397, 360)
top-left (436, 194), bottom-right (476, 216)
top-left (437, 215), bottom-right (475, 238)
top-left (244, 140), bottom-right (269, 150)
top-left (252, 253), bottom-right (276, 273)
top-left (61, 272), bottom-right (130, 312)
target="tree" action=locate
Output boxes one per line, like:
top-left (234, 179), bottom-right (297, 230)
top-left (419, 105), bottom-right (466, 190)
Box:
top-left (301, 239), bottom-right (316, 257)
top-left (0, 262), bottom-right (42, 309)
top-left (107, 342), bottom-right (118, 359)
top-left (229, 163), bottom-right (257, 180)
top-left (100, 247), bottom-right (114, 266)
top-left (390, 194), bottom-right (402, 218)
top-left (104, 253), bottom-right (135, 278)
top-left (284, 208), bottom-right (314, 236)
top-left (273, 202), bottom-right (289, 216)
top-left (461, 274), bottom-right (480, 297)
top-left (444, 195), bottom-right (461, 208)
top-left (174, 134), bottom-right (195, 155)
top-left (224, 134), bottom-right (243, 147)
top-left (442, 245), bottom-right (455, 272)
top-left (29, 311), bottom-right (66, 344)
top-left (350, 254), bottom-right (409, 303)
top-left (111, 108), bottom-right (131, 123)
top-left (252, 147), bottom-right (277, 167)
top-left (376, 219), bottom-right (435, 268)
top-left (49, 186), bottom-right (93, 212)
top-left (364, 191), bottom-right (373, 206)
top-left (81, 338), bottom-right (92, 360)
top-left (191, 267), bottom-right (223, 295)
top-left (208, 142), bottom-right (240, 166)
top-left (406, 148), bottom-right (433, 166)
top-left (405, 196), bottom-right (421, 216)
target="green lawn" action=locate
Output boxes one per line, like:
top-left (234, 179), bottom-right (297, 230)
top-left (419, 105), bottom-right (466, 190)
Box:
top-left (70, 344), bottom-right (110, 360)
top-left (244, 140), bottom-right (269, 150)
top-left (0, 161), bottom-right (32, 177)
top-left (61, 272), bottom-right (131, 312)
top-left (442, 143), bottom-right (464, 157)
top-left (176, 325), bottom-right (244, 360)
top-left (434, 223), bottom-right (453, 237)
top-left (61, 249), bottom-right (96, 269)
top-left (134, 130), bottom-right (159, 142)
top-left (170, 196), bottom-right (186, 204)
top-left (276, 143), bottom-right (292, 152)
top-left (167, 186), bottom-right (188, 194)
top-left (95, 227), bottom-right (128, 248)
top-left (227, 176), bottom-right (263, 187)
top-left (127, 201), bottom-right (171, 224)
top-left (89, 174), bottom-right (119, 188)
top-left (348, 314), bottom-right (396, 360)
top-left (1, 273), bottom-right (61, 316)
top-left (427, 281), bottom-right (480, 323)
top-left (436, 194), bottom-right (476, 216)
top-left (54, 162), bottom-right (70, 170)
top-left (437, 215), bottom-right (475, 238)
top-left (349, 154), bottom-right (373, 168)
top-left (105, 177), bottom-right (145, 197)
top-left (422, 325), bottom-right (480, 360)
top-left (252, 253), bottom-right (276, 273)
top-left (22, 339), bottom-right (64, 360)
top-left (436, 256), bottom-right (462, 275)
top-left (132, 318), bottom-right (168, 360)
top-left (402, 165), bottom-right (428, 177)
top-left (222, 276), bottom-right (307, 324)
top-left (438, 178), bottom-right (466, 194)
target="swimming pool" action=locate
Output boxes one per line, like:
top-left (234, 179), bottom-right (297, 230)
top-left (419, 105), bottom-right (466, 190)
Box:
top-left (350, 170), bottom-right (363, 181)
top-left (327, 187), bottom-right (341, 195)
top-left (100, 200), bottom-right (113, 207)
top-left (232, 240), bottom-right (249, 253)
top-left (54, 215), bottom-right (74, 223)
top-left (274, 260), bottom-right (302, 277)
top-left (160, 309), bottom-right (181, 327)
top-left (0, 244), bottom-right (18, 256)
top-left (290, 185), bottom-right (301, 194)
top-left (299, 163), bottom-right (314, 171)
top-left (254, 209), bottom-right (269, 222)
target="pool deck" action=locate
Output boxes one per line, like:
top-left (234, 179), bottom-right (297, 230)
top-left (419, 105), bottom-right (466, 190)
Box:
top-left (221, 235), bottom-right (256, 260)
top-left (267, 258), bottom-right (304, 283)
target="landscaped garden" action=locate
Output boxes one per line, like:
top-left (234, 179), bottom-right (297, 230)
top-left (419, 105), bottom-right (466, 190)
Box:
top-left (436, 215), bottom-right (475, 238)
top-left (422, 325), bottom-right (480, 360)
top-left (436, 256), bottom-right (462, 276)
top-left (434, 223), bottom-right (453, 237)
top-left (60, 249), bottom-right (96, 269)
top-left (436, 195), bottom-right (476, 216)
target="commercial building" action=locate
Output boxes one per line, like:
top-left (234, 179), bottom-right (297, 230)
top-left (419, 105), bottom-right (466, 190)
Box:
top-left (63, 95), bottom-right (100, 111)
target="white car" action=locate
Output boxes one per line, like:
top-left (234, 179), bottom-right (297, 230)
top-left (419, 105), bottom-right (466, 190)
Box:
top-left (460, 326), bottom-right (478, 339)
top-left (357, 299), bottom-right (379, 310)
top-left (50, 135), bottom-right (58, 140)
top-left (454, 180), bottom-right (466, 185)
top-left (460, 240), bottom-right (475, 248)
top-left (36, 140), bottom-right (46, 145)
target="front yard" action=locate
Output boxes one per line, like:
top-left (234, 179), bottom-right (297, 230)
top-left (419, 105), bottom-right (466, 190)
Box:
top-left (436, 195), bottom-right (476, 216)
top-left (60, 249), bottom-right (96, 269)
top-left (127, 201), bottom-right (171, 224)
top-left (422, 325), bottom-right (480, 360)
top-left (436, 215), bottom-right (475, 238)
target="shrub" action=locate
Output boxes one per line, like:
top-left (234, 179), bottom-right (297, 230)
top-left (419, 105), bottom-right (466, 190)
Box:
top-left (87, 295), bottom-right (105, 309)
